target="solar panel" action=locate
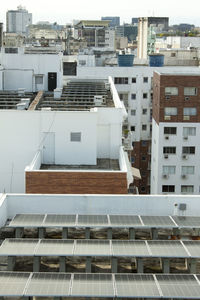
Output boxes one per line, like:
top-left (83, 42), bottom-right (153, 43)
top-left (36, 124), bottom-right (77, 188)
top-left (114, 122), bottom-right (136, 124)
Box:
top-left (141, 216), bottom-right (175, 227)
top-left (25, 273), bottom-right (71, 296)
top-left (9, 214), bottom-right (45, 227)
top-left (74, 240), bottom-right (111, 256)
top-left (183, 241), bottom-right (200, 258)
top-left (109, 215), bottom-right (142, 227)
top-left (172, 216), bottom-right (200, 228)
top-left (112, 240), bottom-right (149, 257)
top-left (0, 272), bottom-right (30, 296)
top-left (0, 239), bottom-right (38, 256)
top-left (77, 215), bottom-right (109, 227)
top-left (36, 239), bottom-right (74, 256)
top-left (44, 214), bottom-right (76, 227)
top-left (71, 274), bottom-right (114, 297)
top-left (156, 274), bottom-right (200, 298)
top-left (115, 274), bottom-right (160, 298)
top-left (148, 240), bottom-right (189, 258)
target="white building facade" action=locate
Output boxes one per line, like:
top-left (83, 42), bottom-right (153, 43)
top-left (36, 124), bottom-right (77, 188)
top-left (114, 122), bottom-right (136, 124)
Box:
top-left (6, 6), bottom-right (32, 35)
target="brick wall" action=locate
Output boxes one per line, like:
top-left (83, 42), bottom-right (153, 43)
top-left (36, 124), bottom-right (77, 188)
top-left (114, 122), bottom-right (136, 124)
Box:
top-left (26, 171), bottom-right (128, 194)
top-left (153, 72), bottom-right (200, 124)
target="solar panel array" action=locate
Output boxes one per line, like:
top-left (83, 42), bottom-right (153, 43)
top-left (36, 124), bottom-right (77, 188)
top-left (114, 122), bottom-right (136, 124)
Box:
top-left (0, 238), bottom-right (200, 258)
top-left (9, 213), bottom-right (200, 228)
top-left (1, 272), bottom-right (200, 298)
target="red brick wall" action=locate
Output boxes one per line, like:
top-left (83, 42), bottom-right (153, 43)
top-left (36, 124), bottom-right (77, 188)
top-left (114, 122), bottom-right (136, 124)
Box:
top-left (26, 171), bottom-right (128, 194)
top-left (153, 72), bottom-right (200, 124)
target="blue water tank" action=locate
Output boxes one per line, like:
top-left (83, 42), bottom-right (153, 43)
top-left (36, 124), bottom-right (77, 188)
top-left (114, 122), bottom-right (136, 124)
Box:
top-left (118, 54), bottom-right (134, 67)
top-left (149, 54), bottom-right (164, 67)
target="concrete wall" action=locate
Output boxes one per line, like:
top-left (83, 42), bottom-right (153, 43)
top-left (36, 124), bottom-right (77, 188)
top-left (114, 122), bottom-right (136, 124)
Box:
top-left (4, 194), bottom-right (200, 219)
top-left (0, 48), bottom-right (63, 92)
top-left (0, 107), bottom-right (123, 193)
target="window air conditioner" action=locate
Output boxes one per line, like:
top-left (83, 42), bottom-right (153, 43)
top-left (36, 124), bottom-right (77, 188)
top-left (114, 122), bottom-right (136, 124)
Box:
top-left (182, 154), bottom-right (188, 160)
top-left (162, 174), bottom-right (169, 179)
top-left (181, 174), bottom-right (187, 179)
top-left (164, 154), bottom-right (168, 159)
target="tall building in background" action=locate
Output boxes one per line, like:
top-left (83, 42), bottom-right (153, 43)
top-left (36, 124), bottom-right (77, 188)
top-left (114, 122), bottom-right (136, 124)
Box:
top-left (151, 71), bottom-right (200, 195)
top-left (6, 5), bottom-right (32, 35)
top-left (0, 23), bottom-right (3, 47)
top-left (138, 17), bottom-right (169, 59)
top-left (101, 16), bottom-right (120, 27)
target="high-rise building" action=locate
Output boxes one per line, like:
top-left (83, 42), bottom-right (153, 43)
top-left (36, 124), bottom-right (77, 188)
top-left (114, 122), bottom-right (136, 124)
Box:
top-left (6, 5), bottom-right (32, 35)
top-left (101, 16), bottom-right (120, 27)
top-left (0, 23), bottom-right (3, 47)
top-left (151, 71), bottom-right (200, 195)
top-left (138, 17), bottom-right (169, 59)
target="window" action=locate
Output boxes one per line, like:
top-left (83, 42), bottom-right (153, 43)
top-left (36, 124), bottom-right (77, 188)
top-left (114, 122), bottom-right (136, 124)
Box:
top-left (165, 87), bottom-right (178, 95)
top-left (5, 47), bottom-right (18, 53)
top-left (132, 77), bottom-right (136, 83)
top-left (164, 127), bottom-right (177, 135)
top-left (141, 156), bottom-right (146, 161)
top-left (142, 109), bottom-right (147, 115)
top-left (141, 187), bottom-right (146, 192)
top-left (171, 52), bottom-right (176, 57)
top-left (132, 142), bottom-right (135, 147)
top-left (181, 185), bottom-right (194, 193)
top-left (114, 77), bottom-right (128, 84)
top-left (63, 62), bottom-right (77, 75)
top-left (35, 75), bottom-right (43, 85)
top-left (142, 124), bottom-right (147, 130)
top-left (183, 127), bottom-right (196, 136)
top-left (119, 93), bottom-right (128, 101)
top-left (70, 132), bottom-right (81, 142)
top-left (131, 94), bottom-right (136, 100)
top-left (163, 166), bottom-right (176, 175)
top-left (131, 109), bottom-right (136, 116)
top-left (143, 77), bottom-right (148, 83)
top-left (131, 157), bottom-right (135, 163)
top-left (164, 107), bottom-right (177, 116)
top-left (181, 166), bottom-right (195, 175)
top-left (79, 60), bottom-right (86, 66)
top-left (183, 107), bottom-right (197, 116)
top-left (182, 146), bottom-right (195, 154)
top-left (143, 93), bottom-right (148, 99)
top-left (162, 185), bottom-right (175, 193)
top-left (184, 87), bottom-right (197, 96)
top-left (142, 141), bottom-right (147, 146)
top-left (131, 126), bottom-right (135, 131)
top-left (163, 147), bottom-right (176, 154)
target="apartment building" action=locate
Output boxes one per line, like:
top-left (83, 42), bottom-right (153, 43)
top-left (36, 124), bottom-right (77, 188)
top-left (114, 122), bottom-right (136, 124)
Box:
top-left (75, 20), bottom-right (115, 51)
top-left (76, 65), bottom-right (200, 194)
top-left (151, 71), bottom-right (200, 194)
top-left (6, 6), bottom-right (32, 35)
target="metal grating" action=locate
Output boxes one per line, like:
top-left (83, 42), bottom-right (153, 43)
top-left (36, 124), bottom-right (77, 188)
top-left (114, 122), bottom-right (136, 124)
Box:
top-left (141, 216), bottom-right (175, 227)
top-left (172, 216), bottom-right (200, 228)
top-left (0, 239), bottom-right (38, 256)
top-left (9, 214), bottom-right (45, 227)
top-left (44, 214), bottom-right (76, 227)
top-left (183, 241), bottom-right (200, 258)
top-left (36, 239), bottom-right (74, 256)
top-left (148, 240), bottom-right (189, 258)
top-left (74, 240), bottom-right (111, 256)
top-left (71, 273), bottom-right (114, 297)
top-left (77, 215), bottom-right (109, 227)
top-left (0, 272), bottom-right (30, 296)
top-left (112, 240), bottom-right (149, 257)
top-left (115, 274), bottom-right (160, 298)
top-left (156, 274), bottom-right (200, 298)
top-left (109, 215), bottom-right (142, 227)
top-left (25, 272), bottom-right (71, 296)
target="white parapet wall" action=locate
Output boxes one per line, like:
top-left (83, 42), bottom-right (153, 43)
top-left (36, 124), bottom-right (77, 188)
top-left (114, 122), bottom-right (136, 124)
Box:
top-left (0, 193), bottom-right (200, 226)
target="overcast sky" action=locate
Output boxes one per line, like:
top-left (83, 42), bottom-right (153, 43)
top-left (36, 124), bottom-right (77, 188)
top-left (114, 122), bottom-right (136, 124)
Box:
top-left (0, 0), bottom-right (200, 26)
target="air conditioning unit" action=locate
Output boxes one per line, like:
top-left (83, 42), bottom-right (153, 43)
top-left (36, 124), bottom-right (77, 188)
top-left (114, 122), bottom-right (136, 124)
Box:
top-left (181, 174), bottom-right (187, 179)
top-left (162, 174), bottom-right (169, 179)
top-left (183, 116), bottom-right (190, 121)
top-left (182, 154), bottom-right (188, 160)
top-left (183, 136), bottom-right (188, 140)
top-left (184, 96), bottom-right (190, 101)
top-left (164, 154), bottom-right (168, 159)
top-left (165, 136), bottom-right (169, 140)
top-left (164, 116), bottom-right (171, 120)
top-left (165, 96), bottom-right (171, 100)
